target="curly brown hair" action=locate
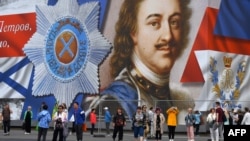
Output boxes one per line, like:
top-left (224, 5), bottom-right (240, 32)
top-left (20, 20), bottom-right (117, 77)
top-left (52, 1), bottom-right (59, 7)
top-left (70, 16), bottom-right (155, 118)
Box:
top-left (110, 0), bottom-right (191, 78)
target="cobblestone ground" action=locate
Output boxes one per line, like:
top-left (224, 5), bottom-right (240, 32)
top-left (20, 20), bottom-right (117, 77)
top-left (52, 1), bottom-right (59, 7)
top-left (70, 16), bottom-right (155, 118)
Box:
top-left (0, 128), bottom-right (221, 141)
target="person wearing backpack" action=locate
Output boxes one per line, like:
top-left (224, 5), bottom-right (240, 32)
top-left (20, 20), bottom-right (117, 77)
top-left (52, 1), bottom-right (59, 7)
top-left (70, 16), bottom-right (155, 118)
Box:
top-left (215, 101), bottom-right (224, 140)
top-left (112, 107), bottom-right (126, 141)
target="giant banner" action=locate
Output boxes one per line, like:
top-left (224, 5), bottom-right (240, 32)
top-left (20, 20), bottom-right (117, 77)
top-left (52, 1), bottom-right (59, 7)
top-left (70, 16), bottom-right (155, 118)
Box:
top-left (0, 0), bottom-right (250, 125)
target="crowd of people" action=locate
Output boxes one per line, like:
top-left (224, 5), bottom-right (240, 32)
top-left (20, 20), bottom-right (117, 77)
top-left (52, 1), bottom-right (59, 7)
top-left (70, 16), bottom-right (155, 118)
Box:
top-left (109, 105), bottom-right (193, 141)
top-left (108, 101), bottom-right (250, 141)
top-left (0, 101), bottom-right (87, 141)
top-left (206, 101), bottom-right (250, 141)
top-left (35, 101), bottom-right (86, 141)
top-left (1, 101), bottom-right (250, 141)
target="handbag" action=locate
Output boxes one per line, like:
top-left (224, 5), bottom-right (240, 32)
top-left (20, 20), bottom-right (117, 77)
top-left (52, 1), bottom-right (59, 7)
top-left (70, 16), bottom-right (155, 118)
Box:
top-left (55, 118), bottom-right (63, 130)
top-left (208, 120), bottom-right (215, 128)
top-left (144, 123), bottom-right (149, 133)
top-left (35, 124), bottom-right (39, 131)
top-left (213, 122), bottom-right (219, 130)
top-left (55, 122), bottom-right (63, 129)
top-left (63, 122), bottom-right (69, 137)
top-left (82, 123), bottom-right (87, 132)
top-left (22, 122), bottom-right (25, 130)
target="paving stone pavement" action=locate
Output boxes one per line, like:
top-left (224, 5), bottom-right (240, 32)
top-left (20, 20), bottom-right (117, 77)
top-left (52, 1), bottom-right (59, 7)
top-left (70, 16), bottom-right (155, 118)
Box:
top-left (0, 128), bottom-right (222, 141)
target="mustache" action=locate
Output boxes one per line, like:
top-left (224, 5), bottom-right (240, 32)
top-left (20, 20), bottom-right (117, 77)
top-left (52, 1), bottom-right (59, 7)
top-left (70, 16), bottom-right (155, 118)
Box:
top-left (155, 41), bottom-right (177, 49)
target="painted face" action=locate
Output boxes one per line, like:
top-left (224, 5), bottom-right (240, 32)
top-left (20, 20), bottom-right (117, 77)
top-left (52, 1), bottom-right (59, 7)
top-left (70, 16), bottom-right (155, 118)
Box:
top-left (131, 0), bottom-right (181, 75)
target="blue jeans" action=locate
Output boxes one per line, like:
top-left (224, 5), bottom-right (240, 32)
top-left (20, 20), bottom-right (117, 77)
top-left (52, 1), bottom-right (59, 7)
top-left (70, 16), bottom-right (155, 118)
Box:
top-left (133, 126), bottom-right (144, 138)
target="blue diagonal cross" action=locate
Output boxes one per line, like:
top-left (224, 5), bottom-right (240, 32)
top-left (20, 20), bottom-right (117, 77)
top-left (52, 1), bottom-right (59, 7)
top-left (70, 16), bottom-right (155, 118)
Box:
top-left (0, 57), bottom-right (55, 120)
top-left (59, 36), bottom-right (75, 58)
top-left (0, 58), bottom-right (30, 94)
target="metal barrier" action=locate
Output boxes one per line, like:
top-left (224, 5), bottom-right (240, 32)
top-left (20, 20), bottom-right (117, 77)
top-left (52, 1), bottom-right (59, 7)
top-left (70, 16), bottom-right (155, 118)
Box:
top-left (91, 99), bottom-right (250, 133)
top-left (3, 99), bottom-right (250, 134)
